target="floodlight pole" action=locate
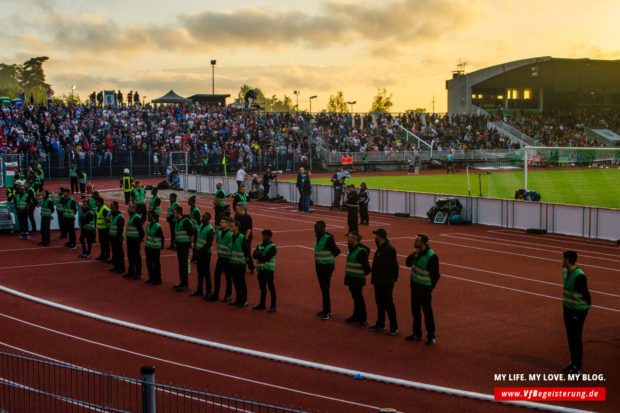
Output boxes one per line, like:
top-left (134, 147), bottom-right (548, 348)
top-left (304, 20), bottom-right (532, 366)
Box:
top-left (211, 60), bottom-right (217, 95)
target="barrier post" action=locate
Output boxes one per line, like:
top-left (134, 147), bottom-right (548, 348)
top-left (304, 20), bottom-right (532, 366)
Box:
top-left (141, 365), bottom-right (156, 413)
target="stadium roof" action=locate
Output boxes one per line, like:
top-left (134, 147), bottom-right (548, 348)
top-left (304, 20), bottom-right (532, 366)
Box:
top-left (151, 90), bottom-right (192, 104)
top-left (464, 57), bottom-right (620, 89)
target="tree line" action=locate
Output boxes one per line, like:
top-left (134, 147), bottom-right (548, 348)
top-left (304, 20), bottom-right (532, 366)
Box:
top-left (0, 57), bottom-right (51, 103)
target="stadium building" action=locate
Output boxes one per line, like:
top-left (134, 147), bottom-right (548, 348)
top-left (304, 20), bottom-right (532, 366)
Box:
top-left (446, 57), bottom-right (620, 114)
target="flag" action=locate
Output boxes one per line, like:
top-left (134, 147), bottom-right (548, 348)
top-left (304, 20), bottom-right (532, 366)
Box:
top-left (221, 157), bottom-right (226, 165)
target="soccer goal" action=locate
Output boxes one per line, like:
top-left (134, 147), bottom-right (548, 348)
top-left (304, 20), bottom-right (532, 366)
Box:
top-left (168, 151), bottom-right (189, 176)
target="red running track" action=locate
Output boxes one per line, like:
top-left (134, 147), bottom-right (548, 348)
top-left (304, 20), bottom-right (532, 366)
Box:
top-left (0, 178), bottom-right (618, 412)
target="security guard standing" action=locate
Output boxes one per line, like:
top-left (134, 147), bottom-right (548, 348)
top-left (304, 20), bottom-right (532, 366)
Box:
top-left (561, 250), bottom-right (591, 375)
top-left (120, 168), bottom-right (133, 205)
top-left (57, 188), bottom-right (67, 239)
top-left (63, 189), bottom-right (77, 249)
top-left (344, 232), bottom-right (371, 326)
top-left (210, 217), bottom-right (233, 302)
top-left (228, 220), bottom-right (250, 307)
top-left (14, 184), bottom-right (30, 239)
top-left (38, 190), bottom-right (54, 245)
top-left (232, 184), bottom-right (248, 211)
top-left (88, 190), bottom-right (99, 212)
top-left (405, 233), bottom-right (440, 345)
top-left (145, 212), bottom-right (165, 285)
top-left (107, 201), bottom-right (126, 274)
top-left (213, 182), bottom-right (227, 217)
top-left (235, 204), bottom-right (255, 273)
top-left (345, 184), bottom-right (359, 235)
top-left (69, 163), bottom-right (79, 194)
top-left (95, 198), bottom-right (110, 261)
top-left (78, 168), bottom-right (87, 198)
top-left (25, 181), bottom-right (38, 233)
top-left (358, 182), bottom-right (370, 225)
top-left (148, 188), bottom-right (161, 222)
top-left (369, 228), bottom-right (399, 335)
top-left (253, 229), bottom-right (277, 312)
top-left (330, 169), bottom-right (344, 210)
top-left (191, 212), bottom-right (215, 298)
top-left (166, 193), bottom-right (180, 250)
top-left (173, 205), bottom-right (194, 292)
top-left (124, 201), bottom-right (144, 280)
top-left (79, 200), bottom-right (96, 258)
top-left (132, 180), bottom-right (147, 222)
top-left (313, 221), bottom-right (341, 320)
top-left (188, 196), bottom-right (201, 261)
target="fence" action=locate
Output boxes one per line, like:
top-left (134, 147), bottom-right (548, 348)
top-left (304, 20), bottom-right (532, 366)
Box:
top-left (0, 350), bottom-right (307, 412)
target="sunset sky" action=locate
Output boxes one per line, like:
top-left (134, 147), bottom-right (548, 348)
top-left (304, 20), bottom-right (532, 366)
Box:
top-left (2, 0), bottom-right (619, 112)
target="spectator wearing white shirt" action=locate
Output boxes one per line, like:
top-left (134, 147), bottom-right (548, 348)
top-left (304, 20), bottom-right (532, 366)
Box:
top-left (236, 165), bottom-right (247, 193)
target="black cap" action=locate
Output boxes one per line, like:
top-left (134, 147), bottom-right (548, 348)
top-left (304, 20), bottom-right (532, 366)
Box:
top-left (372, 228), bottom-right (387, 239)
top-left (348, 184), bottom-right (355, 188)
top-left (262, 229), bottom-right (273, 237)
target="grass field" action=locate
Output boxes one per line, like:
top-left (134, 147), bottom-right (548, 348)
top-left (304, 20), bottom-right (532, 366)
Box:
top-left (292, 168), bottom-right (620, 209)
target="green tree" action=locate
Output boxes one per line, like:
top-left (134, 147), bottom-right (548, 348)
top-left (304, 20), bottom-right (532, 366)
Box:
top-left (0, 63), bottom-right (21, 98)
top-left (18, 56), bottom-right (51, 103)
top-left (237, 84), bottom-right (265, 101)
top-left (369, 88), bottom-right (394, 113)
top-left (326, 91), bottom-right (348, 113)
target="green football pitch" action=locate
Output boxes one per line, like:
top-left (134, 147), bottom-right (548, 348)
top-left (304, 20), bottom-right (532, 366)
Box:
top-left (291, 168), bottom-right (620, 209)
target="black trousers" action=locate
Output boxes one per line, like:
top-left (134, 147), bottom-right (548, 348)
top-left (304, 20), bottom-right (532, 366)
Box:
top-left (564, 308), bottom-right (588, 369)
top-left (145, 248), bottom-right (161, 283)
top-left (346, 278), bottom-right (367, 322)
top-left (257, 269), bottom-right (276, 307)
top-left (244, 239), bottom-right (255, 271)
top-left (70, 177), bottom-right (78, 194)
top-left (58, 213), bottom-right (66, 237)
top-left (374, 284), bottom-right (397, 329)
top-left (168, 220), bottom-right (176, 247)
top-left (40, 216), bottom-right (51, 244)
top-left (176, 242), bottom-right (190, 287)
top-left (315, 264), bottom-right (334, 314)
top-left (80, 229), bottom-right (94, 254)
top-left (126, 238), bottom-right (142, 276)
top-left (360, 203), bottom-right (369, 224)
top-left (136, 204), bottom-right (147, 222)
top-left (65, 217), bottom-right (76, 246)
top-left (28, 205), bottom-right (37, 232)
top-left (17, 210), bottom-right (29, 235)
top-left (298, 190), bottom-right (303, 210)
top-left (111, 237), bottom-right (125, 272)
top-left (98, 229), bottom-right (110, 259)
top-left (332, 189), bottom-right (342, 209)
top-left (229, 263), bottom-right (247, 304)
top-left (123, 191), bottom-right (131, 205)
top-left (411, 285), bottom-right (435, 338)
top-left (347, 211), bottom-right (358, 234)
top-left (213, 257), bottom-right (232, 299)
top-left (79, 182), bottom-right (86, 195)
top-left (196, 250), bottom-right (212, 295)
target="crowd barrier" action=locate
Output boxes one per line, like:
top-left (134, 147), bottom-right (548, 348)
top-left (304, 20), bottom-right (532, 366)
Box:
top-left (182, 174), bottom-right (620, 241)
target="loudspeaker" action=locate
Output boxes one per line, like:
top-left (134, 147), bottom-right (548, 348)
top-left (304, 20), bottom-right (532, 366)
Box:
top-left (526, 228), bottom-right (547, 234)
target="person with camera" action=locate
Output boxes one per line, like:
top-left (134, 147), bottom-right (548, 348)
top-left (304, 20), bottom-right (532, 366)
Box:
top-left (331, 169), bottom-right (344, 210)
top-left (262, 167), bottom-right (277, 201)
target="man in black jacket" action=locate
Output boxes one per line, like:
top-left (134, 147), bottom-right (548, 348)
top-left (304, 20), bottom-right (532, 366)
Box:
top-left (369, 228), bottom-right (399, 335)
top-left (296, 167), bottom-right (305, 211)
top-left (405, 233), bottom-right (440, 345)
top-left (313, 220), bottom-right (341, 320)
top-left (330, 169), bottom-right (344, 210)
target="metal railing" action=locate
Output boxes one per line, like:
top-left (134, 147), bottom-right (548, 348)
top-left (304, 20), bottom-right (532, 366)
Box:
top-left (0, 350), bottom-right (307, 412)
top-left (488, 121), bottom-right (539, 147)
top-left (398, 125), bottom-right (433, 156)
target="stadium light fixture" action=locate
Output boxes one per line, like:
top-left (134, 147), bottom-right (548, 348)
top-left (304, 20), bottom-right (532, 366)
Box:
top-left (211, 60), bottom-right (217, 95)
top-left (346, 100), bottom-right (357, 112)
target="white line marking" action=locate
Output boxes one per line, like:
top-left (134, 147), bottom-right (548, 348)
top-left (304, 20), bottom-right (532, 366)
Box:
top-left (0, 288), bottom-right (592, 412)
top-left (489, 230), bottom-right (619, 249)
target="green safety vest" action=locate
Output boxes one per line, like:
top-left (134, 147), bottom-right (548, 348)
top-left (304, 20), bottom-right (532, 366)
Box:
top-left (190, 206), bottom-right (201, 230)
top-left (82, 210), bottom-right (95, 231)
top-left (63, 198), bottom-right (76, 219)
top-left (96, 205), bottom-right (110, 229)
top-left (229, 233), bottom-right (246, 265)
top-left (57, 196), bottom-right (65, 216)
top-left (88, 196), bottom-right (97, 211)
top-left (109, 213), bottom-right (124, 237)
top-left (133, 187), bottom-right (145, 205)
top-left (15, 193), bottom-right (28, 211)
top-left (40, 197), bottom-right (53, 218)
top-left (79, 172), bottom-right (87, 184)
top-left (145, 222), bottom-right (163, 249)
top-left (314, 233), bottom-right (335, 264)
top-left (38, 170), bottom-right (44, 180)
top-left (410, 249), bottom-right (435, 286)
top-left (149, 195), bottom-right (161, 215)
top-left (214, 189), bottom-right (226, 207)
top-left (562, 268), bottom-right (589, 310)
top-left (345, 246), bottom-right (366, 278)
top-left (175, 217), bottom-right (191, 244)
top-left (167, 201), bottom-right (179, 219)
top-left (126, 213), bottom-right (141, 238)
top-left (69, 167), bottom-right (78, 178)
top-left (196, 224), bottom-right (215, 252)
top-left (236, 193), bottom-right (247, 209)
top-left (28, 187), bottom-right (36, 199)
top-left (256, 242), bottom-right (276, 272)
top-left (217, 229), bottom-right (232, 258)
top-left (121, 176), bottom-right (132, 192)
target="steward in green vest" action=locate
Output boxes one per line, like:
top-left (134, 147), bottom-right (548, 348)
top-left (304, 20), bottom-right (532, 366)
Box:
top-left (560, 250), bottom-right (590, 374)
top-left (166, 193), bottom-right (180, 250)
top-left (125, 202), bottom-right (145, 280)
top-left (228, 220), bottom-right (250, 307)
top-left (57, 189), bottom-right (67, 239)
top-left (344, 232), bottom-right (371, 325)
top-left (173, 205), bottom-right (194, 292)
top-left (313, 220), bottom-right (341, 320)
top-left (405, 233), bottom-right (440, 345)
top-left (191, 212), bottom-right (215, 298)
top-left (131, 181), bottom-right (147, 222)
top-left (78, 169), bottom-right (87, 195)
top-left (107, 201), bottom-right (126, 273)
top-left (233, 186), bottom-right (248, 211)
top-left (95, 198), bottom-right (111, 261)
top-left (213, 183), bottom-right (227, 216)
top-left (252, 229), bottom-right (278, 312)
top-left (148, 188), bottom-right (161, 220)
top-left (25, 182), bottom-right (38, 233)
top-left (62, 189), bottom-right (77, 248)
top-left (88, 190), bottom-right (99, 212)
top-left (145, 212), bottom-right (165, 285)
top-left (188, 195), bottom-right (201, 263)
top-left (69, 164), bottom-right (79, 194)
top-left (120, 169), bottom-right (133, 205)
top-left (14, 187), bottom-right (31, 239)
top-left (79, 200), bottom-right (96, 258)
top-left (39, 190), bottom-right (54, 245)
top-left (210, 217), bottom-right (234, 302)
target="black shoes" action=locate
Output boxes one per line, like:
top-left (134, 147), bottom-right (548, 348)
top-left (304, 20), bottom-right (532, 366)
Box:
top-left (221, 296), bottom-right (232, 303)
top-left (189, 291), bottom-right (202, 297)
top-left (253, 304), bottom-right (266, 310)
top-left (321, 312), bottom-right (331, 320)
top-left (123, 273), bottom-right (133, 278)
top-left (389, 328), bottom-right (399, 336)
top-left (268, 306), bottom-right (276, 313)
top-left (369, 324), bottom-right (385, 332)
top-left (345, 316), bottom-right (358, 323)
top-left (131, 275), bottom-right (141, 280)
top-left (359, 320), bottom-right (368, 327)
top-left (175, 285), bottom-right (188, 292)
top-left (426, 337), bottom-right (436, 345)
top-left (238, 301), bottom-right (248, 308)
top-left (562, 364), bottom-right (581, 374)
top-left (204, 294), bottom-right (218, 302)
top-left (104, 258), bottom-right (114, 263)
top-left (405, 334), bottom-right (423, 341)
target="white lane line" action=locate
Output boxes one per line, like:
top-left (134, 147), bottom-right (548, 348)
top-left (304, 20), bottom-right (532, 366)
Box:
top-left (0, 254), bottom-right (178, 270)
top-left (0, 288), bottom-right (590, 413)
top-left (488, 230), bottom-right (619, 249)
